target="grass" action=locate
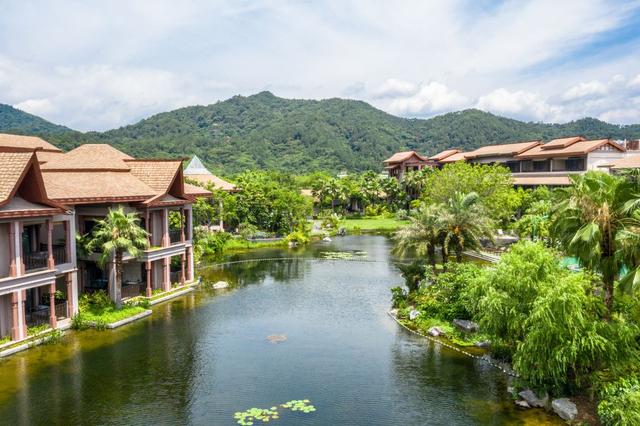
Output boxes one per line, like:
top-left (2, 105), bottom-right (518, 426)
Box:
top-left (149, 285), bottom-right (191, 301)
top-left (0, 335), bottom-right (11, 346)
top-left (76, 304), bottom-right (146, 328)
top-left (341, 216), bottom-right (409, 232)
top-left (225, 238), bottom-right (287, 251)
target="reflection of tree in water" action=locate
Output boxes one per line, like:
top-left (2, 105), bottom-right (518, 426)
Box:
top-left (199, 258), bottom-right (305, 288)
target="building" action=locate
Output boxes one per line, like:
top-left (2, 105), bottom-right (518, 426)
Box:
top-left (383, 151), bottom-right (431, 180)
top-left (183, 155), bottom-right (237, 191)
top-left (428, 136), bottom-right (633, 187)
top-left (0, 135), bottom-right (211, 345)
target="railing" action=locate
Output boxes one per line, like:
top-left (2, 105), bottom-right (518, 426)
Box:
top-left (53, 246), bottom-right (68, 264)
top-left (169, 229), bottom-right (183, 244)
top-left (170, 271), bottom-right (182, 284)
top-left (122, 282), bottom-right (144, 299)
top-left (26, 301), bottom-right (68, 327)
top-left (23, 251), bottom-right (48, 271)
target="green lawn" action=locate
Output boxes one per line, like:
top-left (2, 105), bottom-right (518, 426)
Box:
top-left (341, 216), bottom-right (409, 231)
top-left (76, 305), bottom-right (147, 328)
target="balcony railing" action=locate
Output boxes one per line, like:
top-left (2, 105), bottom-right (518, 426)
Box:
top-left (26, 301), bottom-right (68, 328)
top-left (23, 251), bottom-right (48, 271)
top-left (122, 282), bottom-right (144, 299)
top-left (170, 270), bottom-right (182, 284)
top-left (53, 246), bottom-right (68, 264)
top-left (169, 229), bottom-right (183, 244)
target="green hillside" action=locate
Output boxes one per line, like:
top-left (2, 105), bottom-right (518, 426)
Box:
top-left (2, 92), bottom-right (640, 174)
top-left (0, 104), bottom-right (71, 135)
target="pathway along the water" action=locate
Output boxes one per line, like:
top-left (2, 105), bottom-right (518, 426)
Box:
top-left (0, 235), bottom-right (560, 425)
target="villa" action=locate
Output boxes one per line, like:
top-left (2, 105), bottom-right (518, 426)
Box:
top-left (391, 136), bottom-right (639, 187)
top-left (383, 151), bottom-right (432, 181)
top-left (0, 134), bottom-right (211, 345)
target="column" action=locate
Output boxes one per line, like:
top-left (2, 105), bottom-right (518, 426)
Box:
top-left (180, 253), bottom-right (186, 285)
top-left (63, 220), bottom-right (71, 263)
top-left (10, 292), bottom-right (23, 341)
top-left (66, 273), bottom-right (73, 318)
top-left (179, 207), bottom-right (185, 243)
top-left (18, 223), bottom-right (25, 275)
top-left (47, 219), bottom-right (54, 270)
top-left (49, 282), bottom-right (57, 329)
top-left (162, 258), bottom-right (170, 291)
top-left (219, 199), bottom-right (224, 230)
top-left (8, 222), bottom-right (16, 277)
top-left (146, 261), bottom-right (152, 297)
top-left (186, 208), bottom-right (193, 241)
top-left (162, 208), bottom-right (169, 247)
top-left (145, 209), bottom-right (150, 246)
top-left (186, 247), bottom-right (194, 281)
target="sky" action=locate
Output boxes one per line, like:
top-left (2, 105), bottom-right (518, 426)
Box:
top-left (1, 0), bottom-right (639, 131)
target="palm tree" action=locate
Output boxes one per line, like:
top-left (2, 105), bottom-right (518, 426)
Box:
top-left (552, 171), bottom-right (640, 315)
top-left (88, 207), bottom-right (149, 308)
top-left (441, 191), bottom-right (493, 262)
top-left (394, 204), bottom-right (445, 268)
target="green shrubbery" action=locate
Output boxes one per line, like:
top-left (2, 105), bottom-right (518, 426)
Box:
top-left (72, 291), bottom-right (146, 330)
top-left (597, 376), bottom-right (640, 426)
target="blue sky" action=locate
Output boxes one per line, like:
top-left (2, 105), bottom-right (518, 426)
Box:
top-left (0, 0), bottom-right (639, 131)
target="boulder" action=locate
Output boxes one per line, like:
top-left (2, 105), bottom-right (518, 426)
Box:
top-left (552, 398), bottom-right (577, 421)
top-left (514, 400), bottom-right (531, 409)
top-left (212, 281), bottom-right (229, 290)
top-left (427, 326), bottom-right (445, 337)
top-left (474, 341), bottom-right (490, 348)
top-left (453, 319), bottom-right (479, 332)
top-left (409, 309), bottom-right (421, 321)
top-left (389, 309), bottom-right (399, 318)
top-left (518, 389), bottom-right (548, 408)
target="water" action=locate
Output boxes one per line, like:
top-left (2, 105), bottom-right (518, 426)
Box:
top-left (0, 235), bottom-right (560, 425)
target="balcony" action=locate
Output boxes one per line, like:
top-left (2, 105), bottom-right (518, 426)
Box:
top-left (26, 301), bottom-right (68, 328)
top-left (23, 246), bottom-right (68, 272)
top-left (169, 229), bottom-right (183, 245)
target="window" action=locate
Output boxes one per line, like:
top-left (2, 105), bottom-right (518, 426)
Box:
top-left (533, 160), bottom-right (550, 172)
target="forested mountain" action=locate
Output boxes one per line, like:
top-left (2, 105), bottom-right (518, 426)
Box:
top-left (2, 92), bottom-right (640, 174)
top-left (0, 104), bottom-right (71, 135)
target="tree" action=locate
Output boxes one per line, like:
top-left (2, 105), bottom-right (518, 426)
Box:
top-left (551, 171), bottom-right (640, 315)
top-left (441, 192), bottom-right (493, 262)
top-left (88, 208), bottom-right (149, 308)
top-left (394, 204), bottom-right (444, 268)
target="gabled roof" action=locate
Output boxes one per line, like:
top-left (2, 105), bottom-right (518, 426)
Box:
top-left (465, 141), bottom-right (542, 159)
top-left (126, 160), bottom-right (183, 193)
top-left (429, 149), bottom-right (460, 161)
top-left (383, 151), bottom-right (428, 163)
top-left (184, 183), bottom-right (213, 198)
top-left (439, 151), bottom-right (468, 163)
top-left (516, 139), bottom-right (625, 159)
top-left (607, 155), bottom-right (640, 170)
top-left (184, 155), bottom-right (237, 191)
top-left (41, 144), bottom-right (133, 171)
top-left (0, 151), bottom-right (33, 204)
top-left (0, 133), bottom-right (62, 152)
top-left (540, 136), bottom-right (585, 150)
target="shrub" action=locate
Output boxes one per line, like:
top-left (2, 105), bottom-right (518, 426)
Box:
top-left (79, 290), bottom-right (113, 311)
top-left (320, 212), bottom-right (341, 230)
top-left (395, 209), bottom-right (408, 220)
top-left (238, 222), bottom-right (259, 240)
top-left (364, 205), bottom-right (388, 217)
top-left (194, 231), bottom-right (231, 260)
top-left (598, 376), bottom-right (640, 426)
top-left (285, 231), bottom-right (310, 245)
top-left (390, 286), bottom-right (407, 309)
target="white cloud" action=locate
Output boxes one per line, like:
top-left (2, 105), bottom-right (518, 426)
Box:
top-left (388, 82), bottom-right (468, 115)
top-left (373, 79), bottom-right (418, 98)
top-left (477, 89), bottom-right (560, 121)
top-left (14, 99), bottom-right (55, 117)
top-left (563, 80), bottom-right (610, 101)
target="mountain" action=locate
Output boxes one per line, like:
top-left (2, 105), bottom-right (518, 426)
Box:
top-left (2, 92), bottom-right (640, 174)
top-left (0, 104), bottom-right (72, 135)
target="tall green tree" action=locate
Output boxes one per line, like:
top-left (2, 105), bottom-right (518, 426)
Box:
top-left (394, 204), bottom-right (445, 268)
top-left (552, 171), bottom-right (640, 315)
top-left (88, 208), bottom-right (149, 308)
top-left (441, 192), bottom-right (493, 262)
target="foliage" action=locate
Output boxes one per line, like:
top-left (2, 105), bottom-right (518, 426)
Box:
top-left (27, 323), bottom-right (49, 336)
top-left (394, 204), bottom-right (443, 267)
top-left (75, 291), bottom-right (146, 329)
top-left (390, 286), bottom-right (408, 309)
top-left (597, 376), bottom-right (640, 426)
top-left (513, 198), bottom-right (552, 241)
top-left (395, 209), bottom-right (408, 220)
top-left (233, 399), bottom-right (315, 425)
top-left (341, 216), bottom-right (408, 232)
top-left (396, 261), bottom-right (426, 293)
top-left (320, 212), bottom-right (341, 230)
top-left (193, 230), bottom-right (231, 261)
top-left (551, 171), bottom-right (640, 313)
top-left (422, 162), bottom-right (518, 225)
top-left (284, 230), bottom-right (310, 245)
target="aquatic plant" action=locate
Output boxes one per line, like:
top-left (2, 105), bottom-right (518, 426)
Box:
top-left (233, 399), bottom-right (316, 424)
top-left (320, 251), bottom-right (367, 260)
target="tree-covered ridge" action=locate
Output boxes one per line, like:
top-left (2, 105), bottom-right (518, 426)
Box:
top-left (0, 104), bottom-right (71, 135)
top-left (2, 92), bottom-right (640, 173)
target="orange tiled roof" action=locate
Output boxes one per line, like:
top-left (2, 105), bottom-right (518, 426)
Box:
top-left (41, 144), bottom-right (133, 171)
top-left (42, 171), bottom-right (157, 203)
top-left (516, 139), bottom-right (624, 159)
top-left (429, 149), bottom-right (460, 161)
top-left (186, 174), bottom-right (237, 191)
top-left (383, 151), bottom-right (427, 163)
top-left (540, 136), bottom-right (585, 150)
top-left (126, 160), bottom-right (183, 193)
top-left (439, 152), bottom-right (468, 163)
top-left (465, 141), bottom-right (542, 159)
top-left (0, 151), bottom-right (34, 204)
top-left (608, 155), bottom-right (640, 170)
top-left (184, 183), bottom-right (212, 198)
top-left (0, 133), bottom-right (62, 152)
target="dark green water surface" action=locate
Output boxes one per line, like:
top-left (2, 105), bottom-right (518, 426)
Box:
top-left (0, 235), bottom-right (560, 425)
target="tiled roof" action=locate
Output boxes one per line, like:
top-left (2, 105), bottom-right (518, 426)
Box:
top-left (516, 139), bottom-right (624, 159)
top-left (608, 155), bottom-right (640, 170)
top-left (126, 160), bottom-right (183, 192)
top-left (186, 174), bottom-right (237, 191)
top-left (0, 151), bottom-right (33, 204)
top-left (540, 136), bottom-right (585, 150)
top-left (465, 141), bottom-right (541, 159)
top-left (429, 149), bottom-right (460, 161)
top-left (184, 183), bottom-right (212, 197)
top-left (0, 133), bottom-right (62, 152)
top-left (35, 150), bottom-right (63, 164)
top-left (513, 176), bottom-right (571, 186)
top-left (42, 171), bottom-right (157, 203)
top-left (439, 152), bottom-right (468, 163)
top-left (41, 144), bottom-right (133, 171)
top-left (383, 151), bottom-right (427, 163)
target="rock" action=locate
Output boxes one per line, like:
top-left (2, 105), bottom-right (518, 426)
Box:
top-left (518, 389), bottom-right (548, 408)
top-left (266, 334), bottom-right (287, 344)
top-left (506, 386), bottom-right (515, 395)
top-left (428, 326), bottom-right (445, 337)
top-left (453, 319), bottom-right (479, 332)
top-left (212, 281), bottom-right (229, 289)
top-left (322, 236), bottom-right (332, 242)
top-left (409, 309), bottom-right (421, 321)
top-left (288, 241), bottom-right (298, 248)
top-left (552, 398), bottom-right (578, 421)
top-left (474, 340), bottom-right (490, 348)
top-left (389, 309), bottom-right (399, 318)
top-left (515, 400), bottom-right (531, 409)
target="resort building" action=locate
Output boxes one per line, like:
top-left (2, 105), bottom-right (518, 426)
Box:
top-left (0, 134), bottom-right (211, 344)
top-left (383, 151), bottom-right (431, 180)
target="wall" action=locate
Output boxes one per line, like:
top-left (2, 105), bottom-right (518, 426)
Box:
top-left (122, 261), bottom-right (142, 284)
top-left (0, 223), bottom-right (9, 278)
top-left (587, 151), bottom-right (627, 171)
top-left (0, 293), bottom-right (11, 338)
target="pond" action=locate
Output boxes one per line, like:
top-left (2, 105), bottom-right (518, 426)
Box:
top-left (0, 235), bottom-right (560, 425)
